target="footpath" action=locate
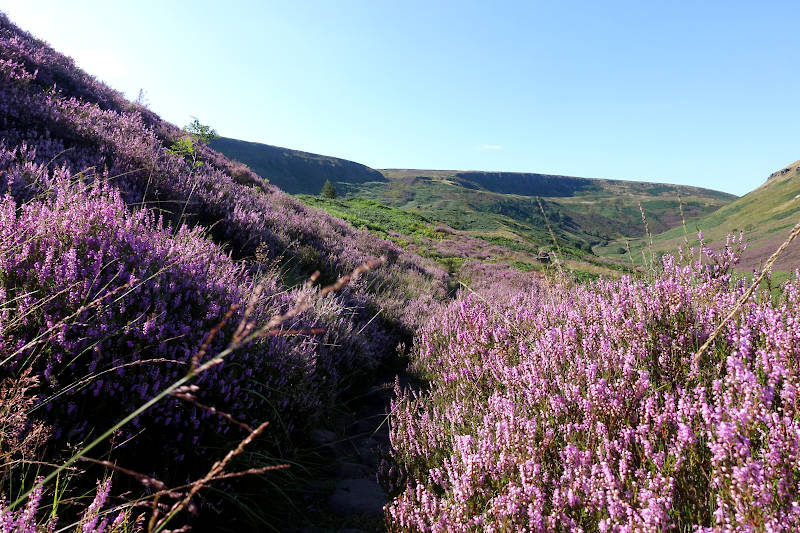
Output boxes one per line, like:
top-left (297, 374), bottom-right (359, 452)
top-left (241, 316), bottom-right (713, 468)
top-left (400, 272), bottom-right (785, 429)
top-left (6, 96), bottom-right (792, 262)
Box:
top-left (287, 364), bottom-right (413, 533)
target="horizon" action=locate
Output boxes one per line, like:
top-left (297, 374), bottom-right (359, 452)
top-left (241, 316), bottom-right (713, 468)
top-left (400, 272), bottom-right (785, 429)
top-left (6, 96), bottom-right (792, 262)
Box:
top-left (3, 1), bottom-right (799, 196)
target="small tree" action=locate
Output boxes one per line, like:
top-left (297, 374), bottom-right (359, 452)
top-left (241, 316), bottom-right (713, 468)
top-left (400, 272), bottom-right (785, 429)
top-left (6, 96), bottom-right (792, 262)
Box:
top-left (184, 117), bottom-right (218, 145)
top-left (321, 179), bottom-right (337, 199)
top-left (167, 118), bottom-right (218, 170)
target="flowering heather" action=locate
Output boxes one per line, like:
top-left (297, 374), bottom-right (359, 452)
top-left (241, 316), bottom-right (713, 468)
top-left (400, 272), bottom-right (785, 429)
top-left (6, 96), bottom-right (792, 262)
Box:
top-left (0, 478), bottom-right (127, 533)
top-left (0, 11), bottom-right (447, 333)
top-left (455, 260), bottom-right (540, 298)
top-left (0, 166), bottom-right (387, 473)
top-left (386, 240), bottom-right (800, 531)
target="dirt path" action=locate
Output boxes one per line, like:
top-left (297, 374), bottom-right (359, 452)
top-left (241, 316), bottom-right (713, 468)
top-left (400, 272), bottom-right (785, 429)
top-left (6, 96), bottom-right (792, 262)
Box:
top-left (285, 364), bottom-right (411, 533)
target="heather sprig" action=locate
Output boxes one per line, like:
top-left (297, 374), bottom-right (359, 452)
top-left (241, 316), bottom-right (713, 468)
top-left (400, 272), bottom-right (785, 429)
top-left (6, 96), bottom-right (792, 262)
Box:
top-left (0, 478), bottom-right (128, 533)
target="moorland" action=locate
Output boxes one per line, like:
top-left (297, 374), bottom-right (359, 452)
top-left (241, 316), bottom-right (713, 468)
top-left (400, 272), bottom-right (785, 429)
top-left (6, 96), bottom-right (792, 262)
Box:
top-left (2, 10), bottom-right (800, 533)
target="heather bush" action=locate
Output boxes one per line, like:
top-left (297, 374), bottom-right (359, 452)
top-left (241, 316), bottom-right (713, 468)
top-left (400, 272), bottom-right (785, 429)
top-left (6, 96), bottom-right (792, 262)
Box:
top-left (386, 238), bottom-right (800, 531)
top-left (0, 167), bottom-right (389, 474)
top-left (455, 260), bottom-right (539, 298)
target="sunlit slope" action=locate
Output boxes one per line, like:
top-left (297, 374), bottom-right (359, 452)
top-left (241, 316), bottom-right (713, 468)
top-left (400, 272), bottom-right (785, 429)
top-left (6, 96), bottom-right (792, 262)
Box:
top-left (599, 161), bottom-right (800, 271)
top-left (359, 169), bottom-right (735, 252)
top-left (212, 136), bottom-right (735, 253)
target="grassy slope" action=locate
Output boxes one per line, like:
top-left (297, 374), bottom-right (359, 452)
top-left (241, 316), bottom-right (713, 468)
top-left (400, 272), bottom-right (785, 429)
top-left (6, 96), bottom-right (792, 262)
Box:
top-left (356, 169), bottom-right (734, 251)
top-left (299, 196), bottom-right (632, 283)
top-left (211, 138), bottom-right (735, 255)
top-left (597, 160), bottom-right (800, 271)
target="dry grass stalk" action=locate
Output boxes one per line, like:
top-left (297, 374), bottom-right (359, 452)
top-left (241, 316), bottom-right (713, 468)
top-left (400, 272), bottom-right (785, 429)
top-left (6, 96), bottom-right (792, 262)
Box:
top-left (536, 197), bottom-right (563, 272)
top-left (639, 202), bottom-right (655, 270)
top-left (677, 193), bottom-right (690, 246)
top-left (170, 385), bottom-right (253, 433)
top-left (625, 239), bottom-right (636, 271)
top-left (149, 421), bottom-right (283, 533)
top-left (0, 370), bottom-right (51, 464)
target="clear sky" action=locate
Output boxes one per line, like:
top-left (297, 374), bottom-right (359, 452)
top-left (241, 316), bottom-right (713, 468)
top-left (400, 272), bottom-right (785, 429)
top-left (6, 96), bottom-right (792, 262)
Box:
top-left (3, 1), bottom-right (799, 195)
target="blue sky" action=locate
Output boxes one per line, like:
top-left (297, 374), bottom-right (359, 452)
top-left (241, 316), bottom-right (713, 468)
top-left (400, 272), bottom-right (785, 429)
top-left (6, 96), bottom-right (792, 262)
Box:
top-left (4, 1), bottom-right (799, 195)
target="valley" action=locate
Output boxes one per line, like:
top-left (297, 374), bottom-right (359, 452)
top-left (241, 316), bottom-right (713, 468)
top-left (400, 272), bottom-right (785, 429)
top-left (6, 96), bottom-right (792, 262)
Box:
top-left (2, 7), bottom-right (800, 533)
top-left (212, 136), bottom-right (743, 280)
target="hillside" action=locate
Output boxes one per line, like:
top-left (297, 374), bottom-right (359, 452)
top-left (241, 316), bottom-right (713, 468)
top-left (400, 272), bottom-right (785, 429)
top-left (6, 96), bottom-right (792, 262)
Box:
top-left (208, 136), bottom-right (386, 194)
top-left (212, 142), bottom-right (736, 255)
top-left (4, 7), bottom-right (800, 533)
top-left (370, 169), bottom-right (734, 249)
top-left (0, 12), bottom-right (448, 531)
top-left (598, 160), bottom-right (800, 271)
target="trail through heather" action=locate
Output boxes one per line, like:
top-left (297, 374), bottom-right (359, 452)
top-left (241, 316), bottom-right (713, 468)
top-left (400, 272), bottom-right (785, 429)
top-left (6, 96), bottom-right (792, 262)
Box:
top-left (284, 352), bottom-right (412, 533)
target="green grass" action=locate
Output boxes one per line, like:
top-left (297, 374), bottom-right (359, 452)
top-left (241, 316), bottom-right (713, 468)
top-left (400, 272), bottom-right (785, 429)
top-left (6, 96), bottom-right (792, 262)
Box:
top-left (297, 191), bottom-right (651, 286)
top-left (210, 137), bottom-right (734, 257)
top-left (597, 162), bottom-right (800, 273)
top-left (297, 196), bottom-right (437, 239)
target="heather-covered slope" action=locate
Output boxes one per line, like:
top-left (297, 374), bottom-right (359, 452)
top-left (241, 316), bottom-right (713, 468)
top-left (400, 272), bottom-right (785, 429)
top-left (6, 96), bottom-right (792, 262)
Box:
top-left (0, 11), bottom-right (447, 527)
top-left (599, 160), bottom-right (800, 271)
top-left (0, 12), bottom-right (446, 327)
top-left (0, 174), bottom-right (386, 467)
top-left (385, 243), bottom-right (800, 531)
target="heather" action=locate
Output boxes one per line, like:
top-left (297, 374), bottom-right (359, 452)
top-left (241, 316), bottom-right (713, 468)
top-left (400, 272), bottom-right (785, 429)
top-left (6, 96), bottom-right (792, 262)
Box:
top-left (385, 239), bottom-right (800, 531)
top-left (0, 12), bottom-right (447, 333)
top-left (0, 478), bottom-right (129, 533)
top-left (0, 159), bottom-right (398, 528)
top-left (3, 168), bottom-right (389, 453)
top-left (0, 10), bottom-right (453, 529)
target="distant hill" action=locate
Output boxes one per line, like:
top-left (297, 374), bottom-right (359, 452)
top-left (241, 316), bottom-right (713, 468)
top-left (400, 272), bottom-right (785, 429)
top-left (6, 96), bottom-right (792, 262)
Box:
top-left (212, 138), bottom-right (736, 254)
top-left (598, 160), bottom-right (800, 271)
top-left (209, 137), bottom-right (386, 194)
top-left (361, 169), bottom-right (735, 253)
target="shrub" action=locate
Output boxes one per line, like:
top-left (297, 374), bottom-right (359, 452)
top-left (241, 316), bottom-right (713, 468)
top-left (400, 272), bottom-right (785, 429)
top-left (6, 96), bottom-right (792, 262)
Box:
top-left (0, 167), bottom-right (386, 476)
top-left (386, 238), bottom-right (800, 531)
top-left (320, 179), bottom-right (337, 199)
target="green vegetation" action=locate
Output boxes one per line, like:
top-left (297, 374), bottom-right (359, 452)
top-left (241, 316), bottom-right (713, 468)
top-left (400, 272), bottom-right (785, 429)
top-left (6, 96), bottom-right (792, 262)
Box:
top-left (320, 179), bottom-right (338, 199)
top-left (361, 169), bottom-right (731, 247)
top-left (297, 195), bottom-right (631, 285)
top-left (167, 118), bottom-right (219, 169)
top-left (298, 196), bottom-right (436, 239)
top-left (599, 161), bottom-right (800, 272)
top-left (184, 117), bottom-right (219, 144)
